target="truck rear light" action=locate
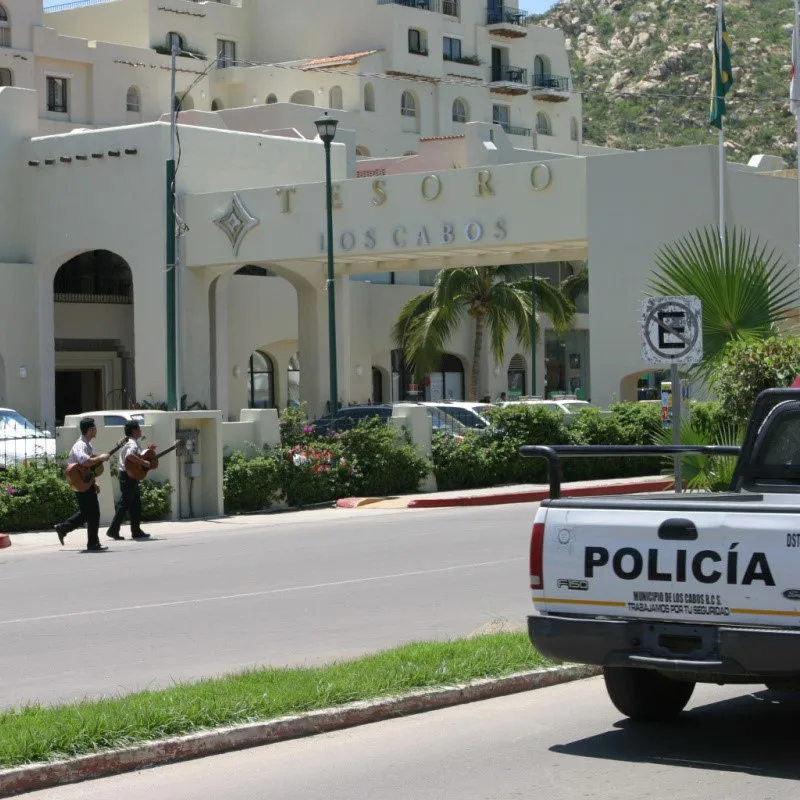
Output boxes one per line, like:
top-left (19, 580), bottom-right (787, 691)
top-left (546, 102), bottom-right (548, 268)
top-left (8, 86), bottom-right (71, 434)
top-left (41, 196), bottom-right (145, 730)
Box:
top-left (530, 522), bottom-right (545, 590)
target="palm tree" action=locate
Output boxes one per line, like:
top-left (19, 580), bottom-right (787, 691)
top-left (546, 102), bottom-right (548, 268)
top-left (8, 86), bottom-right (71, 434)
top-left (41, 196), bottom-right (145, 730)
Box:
top-left (561, 263), bottom-right (588, 308)
top-left (392, 265), bottom-right (574, 401)
top-left (649, 227), bottom-right (796, 376)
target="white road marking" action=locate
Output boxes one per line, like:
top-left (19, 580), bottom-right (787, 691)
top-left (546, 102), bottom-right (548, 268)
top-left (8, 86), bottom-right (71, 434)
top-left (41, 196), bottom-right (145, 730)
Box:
top-left (0, 557), bottom-right (524, 626)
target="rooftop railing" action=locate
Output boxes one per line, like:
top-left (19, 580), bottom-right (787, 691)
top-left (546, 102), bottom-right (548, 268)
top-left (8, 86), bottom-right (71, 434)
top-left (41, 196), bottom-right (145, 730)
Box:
top-left (378, 0), bottom-right (441, 10)
top-left (490, 64), bottom-right (528, 84)
top-left (499, 122), bottom-right (532, 136)
top-left (487, 7), bottom-right (527, 25)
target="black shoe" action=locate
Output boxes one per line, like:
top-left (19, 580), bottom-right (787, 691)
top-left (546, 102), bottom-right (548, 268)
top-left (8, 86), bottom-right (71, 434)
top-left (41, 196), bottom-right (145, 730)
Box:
top-left (131, 531), bottom-right (151, 540)
top-left (54, 525), bottom-right (67, 546)
top-left (86, 544), bottom-right (108, 552)
top-left (107, 532), bottom-right (124, 541)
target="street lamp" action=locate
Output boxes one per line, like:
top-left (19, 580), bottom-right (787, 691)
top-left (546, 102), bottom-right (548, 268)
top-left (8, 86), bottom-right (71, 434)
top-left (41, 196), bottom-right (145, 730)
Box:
top-left (315, 111), bottom-right (339, 418)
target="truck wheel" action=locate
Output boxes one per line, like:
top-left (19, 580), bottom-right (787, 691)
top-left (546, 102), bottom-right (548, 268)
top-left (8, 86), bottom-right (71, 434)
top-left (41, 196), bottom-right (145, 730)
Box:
top-left (603, 667), bottom-right (695, 721)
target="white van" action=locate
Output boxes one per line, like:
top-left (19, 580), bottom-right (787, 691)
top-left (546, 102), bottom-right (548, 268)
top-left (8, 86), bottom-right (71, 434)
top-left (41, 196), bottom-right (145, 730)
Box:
top-left (0, 408), bottom-right (56, 468)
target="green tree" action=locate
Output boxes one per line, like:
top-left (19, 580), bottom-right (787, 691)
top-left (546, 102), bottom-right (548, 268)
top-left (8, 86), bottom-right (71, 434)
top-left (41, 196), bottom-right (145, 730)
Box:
top-left (648, 227), bottom-right (795, 376)
top-left (392, 266), bottom-right (574, 401)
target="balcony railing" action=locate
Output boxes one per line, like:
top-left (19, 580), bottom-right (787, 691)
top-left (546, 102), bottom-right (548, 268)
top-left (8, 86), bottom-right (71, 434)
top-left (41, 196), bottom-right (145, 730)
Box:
top-left (487, 7), bottom-right (527, 25)
top-left (491, 64), bottom-right (528, 84)
top-left (378, 0), bottom-right (441, 10)
top-left (499, 123), bottom-right (531, 136)
top-left (0, 27), bottom-right (9, 48)
top-left (533, 73), bottom-right (569, 91)
top-left (443, 0), bottom-right (459, 15)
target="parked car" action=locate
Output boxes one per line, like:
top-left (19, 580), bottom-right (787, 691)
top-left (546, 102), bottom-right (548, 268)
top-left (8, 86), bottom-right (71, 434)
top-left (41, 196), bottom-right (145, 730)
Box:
top-left (309, 404), bottom-right (469, 436)
top-left (419, 401), bottom-right (493, 430)
top-left (503, 398), bottom-right (594, 415)
top-left (0, 408), bottom-right (56, 468)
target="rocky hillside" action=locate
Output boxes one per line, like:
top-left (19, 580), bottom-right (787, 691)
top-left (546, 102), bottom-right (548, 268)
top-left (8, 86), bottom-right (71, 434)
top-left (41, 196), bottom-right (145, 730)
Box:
top-left (534, 0), bottom-right (797, 165)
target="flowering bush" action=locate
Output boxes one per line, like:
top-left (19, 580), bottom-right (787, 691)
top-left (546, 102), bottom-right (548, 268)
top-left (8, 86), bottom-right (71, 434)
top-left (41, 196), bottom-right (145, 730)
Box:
top-left (0, 461), bottom-right (75, 532)
top-left (278, 441), bottom-right (353, 507)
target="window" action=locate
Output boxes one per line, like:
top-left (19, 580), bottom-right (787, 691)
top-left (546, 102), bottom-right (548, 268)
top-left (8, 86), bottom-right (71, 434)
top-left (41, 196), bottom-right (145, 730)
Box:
top-left (364, 82), bottom-right (375, 112)
top-left (452, 98), bottom-right (468, 124)
top-left (536, 111), bottom-right (551, 136)
top-left (290, 89), bottom-right (314, 106)
top-left (570, 116), bottom-right (579, 142)
top-left (492, 104), bottom-right (509, 127)
top-left (287, 355), bottom-right (300, 407)
top-left (248, 351), bottom-right (276, 409)
top-left (266, 93), bottom-right (278, 104)
top-left (46, 77), bottom-right (68, 113)
top-left (408, 28), bottom-right (427, 55)
top-left (211, 98), bottom-right (223, 111)
top-left (443, 36), bottom-right (461, 61)
top-left (534, 55), bottom-right (547, 77)
top-left (217, 39), bottom-right (236, 69)
top-left (507, 354), bottom-right (527, 398)
top-left (0, 68), bottom-right (11, 87)
top-left (329, 85), bottom-right (343, 110)
top-left (166, 32), bottom-right (184, 51)
top-left (401, 91), bottom-right (416, 118)
top-left (126, 86), bottom-right (140, 113)
top-left (0, 4), bottom-right (8, 48)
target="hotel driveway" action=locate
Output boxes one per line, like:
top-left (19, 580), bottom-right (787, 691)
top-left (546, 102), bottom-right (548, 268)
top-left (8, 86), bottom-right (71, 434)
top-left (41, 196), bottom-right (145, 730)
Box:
top-left (0, 504), bottom-right (532, 709)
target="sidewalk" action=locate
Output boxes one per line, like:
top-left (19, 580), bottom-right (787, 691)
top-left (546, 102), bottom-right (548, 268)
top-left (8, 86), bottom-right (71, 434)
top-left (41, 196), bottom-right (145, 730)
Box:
top-left (336, 475), bottom-right (673, 510)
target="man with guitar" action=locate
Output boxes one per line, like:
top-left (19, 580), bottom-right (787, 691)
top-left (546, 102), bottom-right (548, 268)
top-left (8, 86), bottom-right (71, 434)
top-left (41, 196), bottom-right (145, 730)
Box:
top-left (106, 420), bottom-right (153, 541)
top-left (54, 418), bottom-right (113, 552)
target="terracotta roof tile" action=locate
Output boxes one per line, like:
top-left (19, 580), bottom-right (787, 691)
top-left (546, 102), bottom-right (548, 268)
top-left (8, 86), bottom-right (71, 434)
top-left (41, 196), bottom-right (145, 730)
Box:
top-left (418, 134), bottom-right (465, 142)
top-left (302, 50), bottom-right (381, 69)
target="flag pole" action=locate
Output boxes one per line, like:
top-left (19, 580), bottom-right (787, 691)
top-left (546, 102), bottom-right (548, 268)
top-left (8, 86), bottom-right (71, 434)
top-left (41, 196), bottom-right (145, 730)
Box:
top-left (717, 0), bottom-right (726, 254)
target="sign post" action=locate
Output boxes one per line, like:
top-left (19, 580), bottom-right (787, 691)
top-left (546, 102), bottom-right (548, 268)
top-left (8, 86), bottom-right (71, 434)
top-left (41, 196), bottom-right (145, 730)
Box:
top-left (642, 295), bottom-right (703, 493)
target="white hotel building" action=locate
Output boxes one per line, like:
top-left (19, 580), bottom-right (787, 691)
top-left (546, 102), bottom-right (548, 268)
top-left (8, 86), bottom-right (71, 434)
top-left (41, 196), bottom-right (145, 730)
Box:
top-left (0, 0), bottom-right (796, 425)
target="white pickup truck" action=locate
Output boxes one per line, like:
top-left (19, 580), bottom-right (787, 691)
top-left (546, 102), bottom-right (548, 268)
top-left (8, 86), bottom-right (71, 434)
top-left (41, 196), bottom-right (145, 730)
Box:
top-left (522, 388), bottom-right (800, 721)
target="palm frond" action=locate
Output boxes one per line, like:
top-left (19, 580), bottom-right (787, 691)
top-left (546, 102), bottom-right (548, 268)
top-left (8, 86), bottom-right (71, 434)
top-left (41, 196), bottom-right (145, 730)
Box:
top-left (484, 283), bottom-right (533, 363)
top-left (514, 276), bottom-right (575, 333)
top-left (561, 268), bottom-right (588, 306)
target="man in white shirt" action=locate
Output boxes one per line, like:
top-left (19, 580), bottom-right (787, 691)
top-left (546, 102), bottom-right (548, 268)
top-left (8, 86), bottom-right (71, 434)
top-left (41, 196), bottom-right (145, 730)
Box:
top-left (54, 418), bottom-right (111, 552)
top-left (106, 420), bottom-right (152, 541)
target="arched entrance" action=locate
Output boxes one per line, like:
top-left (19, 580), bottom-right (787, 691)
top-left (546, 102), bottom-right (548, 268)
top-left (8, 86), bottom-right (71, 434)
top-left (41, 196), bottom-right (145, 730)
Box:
top-left (53, 250), bottom-right (134, 423)
top-left (390, 350), bottom-right (465, 401)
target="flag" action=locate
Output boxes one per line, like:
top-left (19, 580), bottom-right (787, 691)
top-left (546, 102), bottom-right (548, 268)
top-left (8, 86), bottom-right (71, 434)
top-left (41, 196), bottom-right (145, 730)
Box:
top-left (709, 6), bottom-right (733, 129)
top-left (791, 0), bottom-right (800, 116)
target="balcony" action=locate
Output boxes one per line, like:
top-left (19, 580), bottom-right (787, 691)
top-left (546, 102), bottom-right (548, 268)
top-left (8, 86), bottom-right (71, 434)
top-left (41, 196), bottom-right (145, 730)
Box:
top-left (489, 64), bottom-right (529, 95)
top-left (486, 7), bottom-right (528, 38)
top-left (499, 122), bottom-right (531, 137)
top-left (378, 0), bottom-right (441, 11)
top-left (531, 72), bottom-right (570, 103)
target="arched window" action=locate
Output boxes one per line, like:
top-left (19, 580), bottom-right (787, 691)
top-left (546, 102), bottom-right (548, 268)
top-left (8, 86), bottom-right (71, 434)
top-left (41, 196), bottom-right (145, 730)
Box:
top-left (364, 82), bottom-right (375, 112)
top-left (211, 98), bottom-right (223, 111)
top-left (290, 89), bottom-right (314, 106)
top-left (0, 5), bottom-right (9, 48)
top-left (507, 354), bottom-right (527, 398)
top-left (248, 351), bottom-right (276, 409)
top-left (266, 93), bottom-right (278, 104)
top-left (329, 85), bottom-right (343, 110)
top-left (452, 98), bottom-right (468, 124)
top-left (534, 55), bottom-right (547, 77)
top-left (426, 354), bottom-right (464, 402)
top-left (126, 86), bottom-right (140, 113)
top-left (174, 92), bottom-right (194, 111)
top-left (166, 32), bottom-right (184, 52)
top-left (536, 111), bottom-right (551, 136)
top-left (0, 68), bottom-right (11, 87)
top-left (287, 354), bottom-right (300, 407)
top-left (401, 91), bottom-right (416, 118)
top-left (570, 117), bottom-right (579, 142)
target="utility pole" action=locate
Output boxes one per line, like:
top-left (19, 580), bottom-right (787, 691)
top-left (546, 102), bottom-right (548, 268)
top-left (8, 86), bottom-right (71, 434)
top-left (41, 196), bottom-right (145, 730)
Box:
top-left (166, 37), bottom-right (178, 411)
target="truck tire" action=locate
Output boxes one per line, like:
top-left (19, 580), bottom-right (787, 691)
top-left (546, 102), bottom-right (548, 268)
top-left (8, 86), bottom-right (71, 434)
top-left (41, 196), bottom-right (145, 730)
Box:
top-left (603, 667), bottom-right (695, 721)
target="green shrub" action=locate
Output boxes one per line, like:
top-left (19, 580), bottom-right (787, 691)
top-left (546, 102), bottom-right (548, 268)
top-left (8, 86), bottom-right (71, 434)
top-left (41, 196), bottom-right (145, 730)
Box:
top-left (0, 462), bottom-right (75, 532)
top-left (712, 337), bottom-right (800, 426)
top-left (223, 451), bottom-right (281, 514)
top-left (278, 440), bottom-right (352, 508)
top-left (140, 479), bottom-right (173, 521)
top-left (279, 404), bottom-right (315, 448)
top-left (431, 431), bottom-right (505, 491)
top-left (688, 400), bottom-right (726, 440)
top-left (339, 419), bottom-right (429, 496)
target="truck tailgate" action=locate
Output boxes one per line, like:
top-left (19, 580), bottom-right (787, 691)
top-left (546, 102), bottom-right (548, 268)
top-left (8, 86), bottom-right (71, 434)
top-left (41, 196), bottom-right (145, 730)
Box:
top-left (534, 505), bottom-right (800, 628)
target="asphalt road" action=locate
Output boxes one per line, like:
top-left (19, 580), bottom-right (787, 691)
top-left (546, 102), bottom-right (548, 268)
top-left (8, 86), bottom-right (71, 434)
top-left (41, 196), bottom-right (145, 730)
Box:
top-left (0, 505), bottom-right (533, 709)
top-left (27, 677), bottom-right (800, 800)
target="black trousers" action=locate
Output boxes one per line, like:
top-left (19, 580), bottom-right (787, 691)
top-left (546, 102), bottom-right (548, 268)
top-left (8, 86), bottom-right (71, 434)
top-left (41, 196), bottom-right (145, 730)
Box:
top-left (107, 472), bottom-right (142, 537)
top-left (60, 489), bottom-right (101, 548)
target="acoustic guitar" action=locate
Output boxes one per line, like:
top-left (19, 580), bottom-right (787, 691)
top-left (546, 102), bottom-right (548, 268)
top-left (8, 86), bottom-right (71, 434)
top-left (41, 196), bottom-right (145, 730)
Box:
top-left (125, 440), bottom-right (183, 481)
top-left (65, 437), bottom-right (128, 493)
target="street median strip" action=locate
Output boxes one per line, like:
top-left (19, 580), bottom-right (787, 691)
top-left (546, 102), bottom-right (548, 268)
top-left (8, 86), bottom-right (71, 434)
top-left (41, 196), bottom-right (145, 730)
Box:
top-left (0, 634), bottom-right (599, 797)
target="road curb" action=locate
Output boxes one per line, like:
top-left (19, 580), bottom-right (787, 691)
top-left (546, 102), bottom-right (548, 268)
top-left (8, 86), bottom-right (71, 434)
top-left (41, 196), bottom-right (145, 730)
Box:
top-left (335, 478), bottom-right (672, 510)
top-left (0, 664), bottom-right (601, 797)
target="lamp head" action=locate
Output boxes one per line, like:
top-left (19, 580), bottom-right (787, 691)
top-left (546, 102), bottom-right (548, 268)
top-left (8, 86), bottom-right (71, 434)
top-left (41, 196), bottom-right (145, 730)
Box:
top-left (314, 112), bottom-right (339, 144)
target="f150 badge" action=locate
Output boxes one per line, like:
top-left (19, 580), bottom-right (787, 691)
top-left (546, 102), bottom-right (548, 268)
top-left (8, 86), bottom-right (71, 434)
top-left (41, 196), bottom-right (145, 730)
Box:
top-left (557, 579), bottom-right (589, 591)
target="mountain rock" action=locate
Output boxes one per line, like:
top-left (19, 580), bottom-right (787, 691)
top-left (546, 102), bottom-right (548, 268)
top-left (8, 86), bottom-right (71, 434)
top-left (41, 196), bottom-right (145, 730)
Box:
top-left (536, 0), bottom-right (797, 166)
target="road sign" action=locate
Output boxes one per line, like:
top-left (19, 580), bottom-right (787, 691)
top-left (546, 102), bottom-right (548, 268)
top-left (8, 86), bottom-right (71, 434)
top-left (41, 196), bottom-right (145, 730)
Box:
top-left (641, 295), bottom-right (703, 365)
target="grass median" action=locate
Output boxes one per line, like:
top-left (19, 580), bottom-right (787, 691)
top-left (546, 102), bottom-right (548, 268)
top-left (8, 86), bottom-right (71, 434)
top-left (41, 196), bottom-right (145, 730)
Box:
top-left (0, 632), bottom-right (551, 769)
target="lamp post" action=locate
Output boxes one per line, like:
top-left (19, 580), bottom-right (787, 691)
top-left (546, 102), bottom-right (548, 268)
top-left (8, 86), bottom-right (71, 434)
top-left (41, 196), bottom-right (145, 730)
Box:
top-left (166, 35), bottom-right (179, 411)
top-left (315, 112), bottom-right (339, 418)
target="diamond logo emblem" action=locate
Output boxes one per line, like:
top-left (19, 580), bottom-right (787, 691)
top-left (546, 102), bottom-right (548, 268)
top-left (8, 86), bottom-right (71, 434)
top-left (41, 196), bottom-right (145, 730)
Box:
top-left (214, 193), bottom-right (259, 256)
